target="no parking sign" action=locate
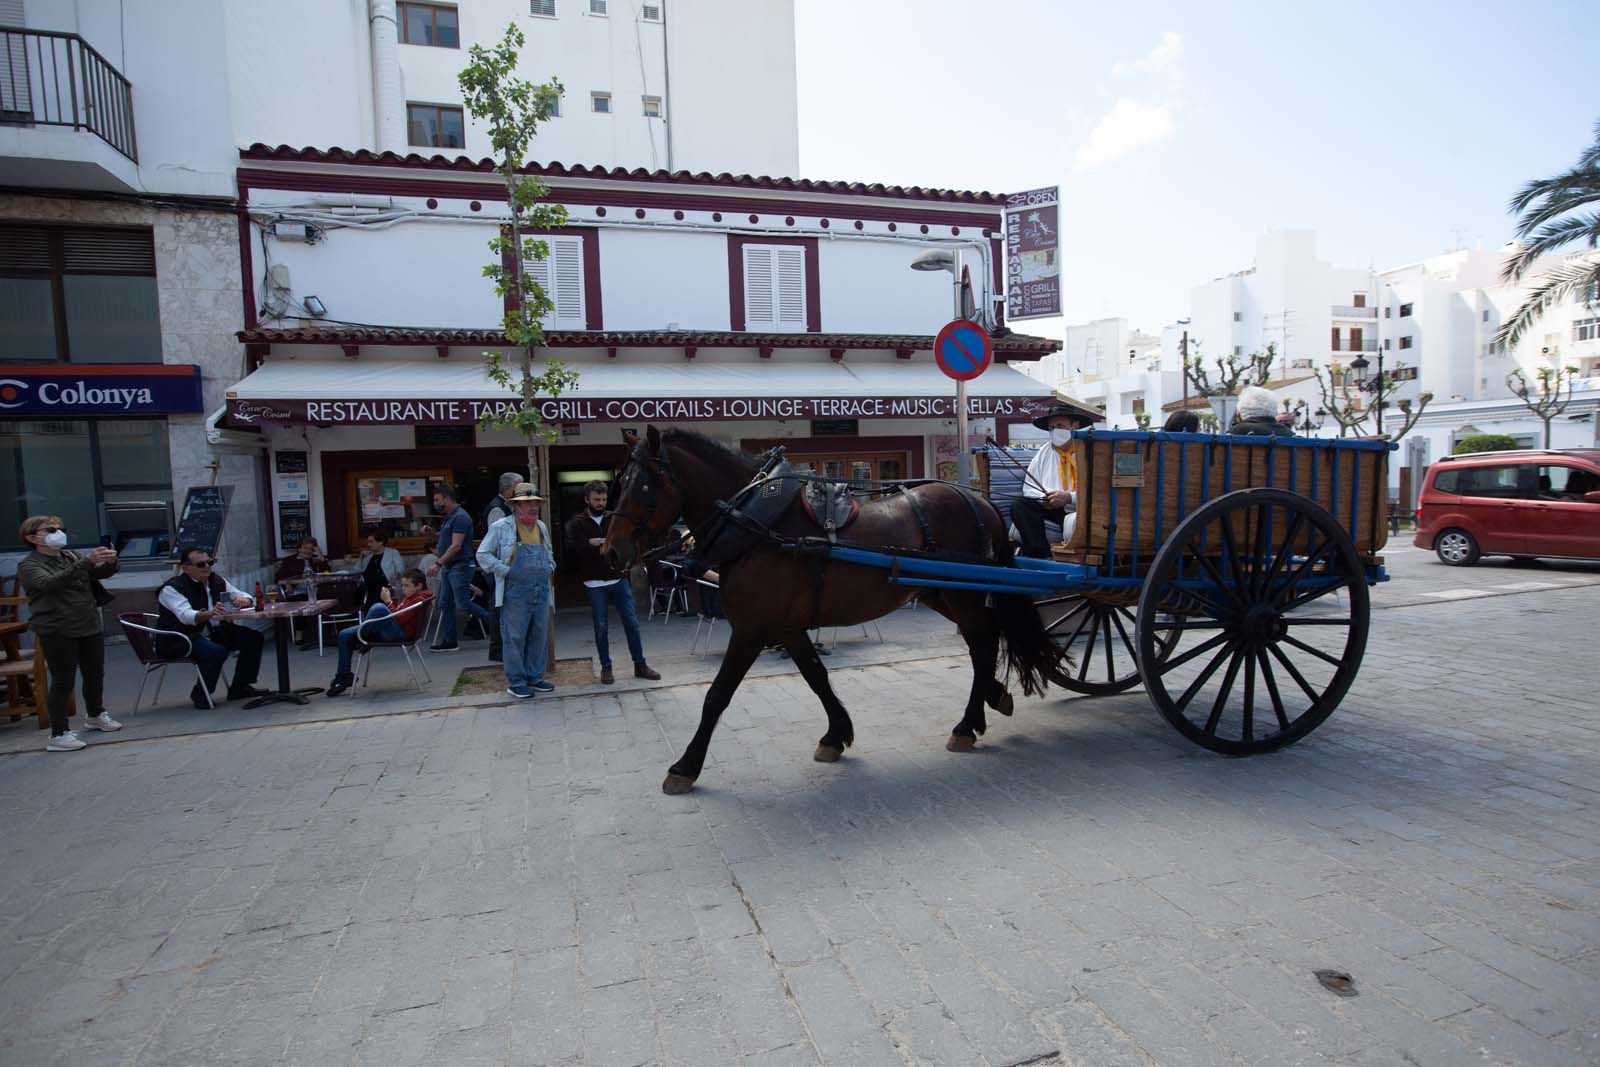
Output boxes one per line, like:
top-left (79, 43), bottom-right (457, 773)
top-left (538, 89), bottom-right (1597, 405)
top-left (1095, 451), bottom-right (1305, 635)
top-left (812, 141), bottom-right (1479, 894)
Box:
top-left (933, 319), bottom-right (993, 382)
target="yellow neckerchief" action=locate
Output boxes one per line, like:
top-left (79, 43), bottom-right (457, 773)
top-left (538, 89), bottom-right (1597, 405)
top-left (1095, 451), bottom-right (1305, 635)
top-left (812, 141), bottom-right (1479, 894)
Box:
top-left (1055, 445), bottom-right (1077, 493)
top-left (509, 518), bottom-right (542, 563)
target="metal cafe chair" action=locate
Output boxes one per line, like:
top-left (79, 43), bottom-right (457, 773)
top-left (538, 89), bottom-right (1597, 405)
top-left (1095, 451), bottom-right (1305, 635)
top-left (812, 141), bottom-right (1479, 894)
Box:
top-left (648, 560), bottom-right (691, 622)
top-left (689, 578), bottom-right (725, 656)
top-left (313, 577), bottom-right (364, 656)
top-left (351, 597), bottom-right (435, 692)
top-left (117, 612), bottom-right (230, 711)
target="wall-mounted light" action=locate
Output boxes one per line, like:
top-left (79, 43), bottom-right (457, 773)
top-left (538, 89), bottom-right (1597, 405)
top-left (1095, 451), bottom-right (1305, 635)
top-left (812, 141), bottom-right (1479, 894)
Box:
top-left (303, 296), bottom-right (327, 319)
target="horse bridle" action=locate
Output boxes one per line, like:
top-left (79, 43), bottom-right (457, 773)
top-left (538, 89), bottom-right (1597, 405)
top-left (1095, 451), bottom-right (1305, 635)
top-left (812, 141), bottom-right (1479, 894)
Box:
top-left (615, 436), bottom-right (683, 556)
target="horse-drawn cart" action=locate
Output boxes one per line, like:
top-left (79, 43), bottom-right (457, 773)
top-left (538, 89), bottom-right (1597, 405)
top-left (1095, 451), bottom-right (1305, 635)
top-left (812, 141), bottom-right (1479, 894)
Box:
top-left (835, 430), bottom-right (1394, 755)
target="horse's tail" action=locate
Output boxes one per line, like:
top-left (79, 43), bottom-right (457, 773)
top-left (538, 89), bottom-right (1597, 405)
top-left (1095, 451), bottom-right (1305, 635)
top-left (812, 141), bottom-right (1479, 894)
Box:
top-left (989, 536), bottom-right (1072, 696)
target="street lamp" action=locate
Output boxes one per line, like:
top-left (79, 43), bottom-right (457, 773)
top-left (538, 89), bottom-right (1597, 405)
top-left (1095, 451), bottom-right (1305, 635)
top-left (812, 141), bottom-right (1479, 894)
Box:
top-left (911, 247), bottom-right (973, 487)
top-left (1294, 402), bottom-right (1327, 435)
top-left (1349, 350), bottom-right (1387, 436)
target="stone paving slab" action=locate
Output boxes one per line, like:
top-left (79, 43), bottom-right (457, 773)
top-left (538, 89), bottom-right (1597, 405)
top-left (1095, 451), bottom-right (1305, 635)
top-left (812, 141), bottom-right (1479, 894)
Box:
top-left (1, 567), bottom-right (1598, 1064)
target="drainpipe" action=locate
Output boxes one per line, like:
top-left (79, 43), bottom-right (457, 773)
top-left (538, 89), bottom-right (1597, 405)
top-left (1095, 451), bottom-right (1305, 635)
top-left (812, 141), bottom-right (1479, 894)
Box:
top-left (369, 0), bottom-right (406, 152)
top-left (660, 4), bottom-right (673, 170)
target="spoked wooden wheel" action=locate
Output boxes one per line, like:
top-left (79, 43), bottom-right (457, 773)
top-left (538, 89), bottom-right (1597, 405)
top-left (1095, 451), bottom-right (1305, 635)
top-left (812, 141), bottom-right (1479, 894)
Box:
top-left (1135, 488), bottom-right (1370, 755)
top-left (1037, 593), bottom-right (1173, 695)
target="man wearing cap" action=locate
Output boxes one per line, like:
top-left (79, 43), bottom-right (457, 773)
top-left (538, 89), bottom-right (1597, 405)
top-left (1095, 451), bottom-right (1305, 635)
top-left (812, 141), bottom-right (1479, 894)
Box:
top-left (1011, 403), bottom-right (1091, 559)
top-left (476, 483), bottom-right (557, 698)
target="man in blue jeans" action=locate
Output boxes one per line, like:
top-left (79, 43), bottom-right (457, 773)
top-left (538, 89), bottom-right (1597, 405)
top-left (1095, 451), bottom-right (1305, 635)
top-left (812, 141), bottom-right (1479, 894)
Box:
top-left (563, 480), bottom-right (661, 685)
top-left (326, 570), bottom-right (433, 696)
top-left (426, 484), bottom-right (491, 652)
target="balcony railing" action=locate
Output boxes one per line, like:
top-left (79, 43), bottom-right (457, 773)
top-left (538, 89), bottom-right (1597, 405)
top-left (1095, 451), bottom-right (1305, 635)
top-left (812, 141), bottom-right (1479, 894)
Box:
top-left (1332, 339), bottom-right (1379, 353)
top-left (1, 27), bottom-right (137, 162)
top-left (1331, 304), bottom-right (1377, 319)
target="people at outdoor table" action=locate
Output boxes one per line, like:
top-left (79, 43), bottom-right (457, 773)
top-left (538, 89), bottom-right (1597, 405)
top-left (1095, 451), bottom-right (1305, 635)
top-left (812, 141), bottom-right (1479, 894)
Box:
top-left (352, 526), bottom-right (405, 609)
top-left (16, 515), bottom-right (123, 751)
top-left (476, 483), bottom-right (555, 698)
top-left (326, 569), bottom-right (433, 696)
top-left (1228, 386), bottom-right (1295, 437)
top-left (563, 479), bottom-right (661, 685)
top-left (275, 536), bottom-right (333, 648)
top-left (425, 483), bottom-right (491, 653)
top-left (156, 546), bottom-right (269, 709)
top-left (1011, 402), bottom-right (1093, 559)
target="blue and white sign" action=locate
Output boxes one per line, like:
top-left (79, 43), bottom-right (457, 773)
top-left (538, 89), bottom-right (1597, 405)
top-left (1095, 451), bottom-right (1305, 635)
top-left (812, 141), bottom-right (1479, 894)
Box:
top-left (0, 364), bottom-right (204, 416)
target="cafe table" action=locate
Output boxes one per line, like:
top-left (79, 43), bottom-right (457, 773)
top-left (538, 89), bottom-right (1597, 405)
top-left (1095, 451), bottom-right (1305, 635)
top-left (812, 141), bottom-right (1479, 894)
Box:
top-left (238, 598), bottom-right (336, 708)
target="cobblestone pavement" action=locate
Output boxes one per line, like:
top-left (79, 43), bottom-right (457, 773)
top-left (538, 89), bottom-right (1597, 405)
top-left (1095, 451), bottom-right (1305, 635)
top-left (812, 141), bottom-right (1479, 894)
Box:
top-left (1, 572), bottom-right (1598, 1064)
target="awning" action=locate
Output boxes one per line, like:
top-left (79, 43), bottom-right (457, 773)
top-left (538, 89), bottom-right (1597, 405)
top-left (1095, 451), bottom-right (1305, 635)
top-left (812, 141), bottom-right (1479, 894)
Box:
top-left (224, 359), bottom-right (1059, 427)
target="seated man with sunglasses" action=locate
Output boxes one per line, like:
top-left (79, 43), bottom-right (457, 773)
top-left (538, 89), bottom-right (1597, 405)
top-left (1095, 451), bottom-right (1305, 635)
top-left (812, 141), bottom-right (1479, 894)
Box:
top-left (155, 545), bottom-right (269, 709)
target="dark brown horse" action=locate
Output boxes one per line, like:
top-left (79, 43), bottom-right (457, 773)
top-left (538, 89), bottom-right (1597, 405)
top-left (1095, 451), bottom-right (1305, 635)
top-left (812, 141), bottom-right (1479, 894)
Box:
top-left (602, 427), bottom-right (1068, 794)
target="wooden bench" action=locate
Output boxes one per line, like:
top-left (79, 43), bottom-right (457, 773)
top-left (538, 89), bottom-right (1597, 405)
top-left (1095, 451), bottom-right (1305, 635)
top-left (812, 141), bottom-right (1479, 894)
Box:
top-left (1, 653), bottom-right (54, 729)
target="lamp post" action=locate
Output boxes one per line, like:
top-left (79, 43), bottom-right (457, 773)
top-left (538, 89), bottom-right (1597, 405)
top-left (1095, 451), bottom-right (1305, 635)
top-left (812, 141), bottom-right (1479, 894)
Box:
top-left (1294, 403), bottom-right (1327, 435)
top-left (911, 247), bottom-right (972, 486)
top-left (1350, 350), bottom-right (1386, 436)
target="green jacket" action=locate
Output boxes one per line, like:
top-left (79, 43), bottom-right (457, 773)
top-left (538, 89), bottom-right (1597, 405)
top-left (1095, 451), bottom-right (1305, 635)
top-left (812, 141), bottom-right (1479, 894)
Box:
top-left (17, 550), bottom-right (118, 638)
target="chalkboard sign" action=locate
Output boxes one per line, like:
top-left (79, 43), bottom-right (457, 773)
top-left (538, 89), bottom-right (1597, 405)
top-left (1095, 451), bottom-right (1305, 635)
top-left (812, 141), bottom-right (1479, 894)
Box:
top-left (172, 485), bottom-right (232, 559)
top-left (277, 501), bottom-right (311, 552)
top-left (274, 450), bottom-right (309, 475)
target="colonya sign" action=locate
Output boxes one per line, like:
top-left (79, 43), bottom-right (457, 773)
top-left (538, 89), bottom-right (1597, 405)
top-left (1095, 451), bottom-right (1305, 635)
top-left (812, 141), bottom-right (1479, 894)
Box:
top-left (0, 364), bottom-right (204, 415)
top-left (226, 393), bottom-right (1058, 426)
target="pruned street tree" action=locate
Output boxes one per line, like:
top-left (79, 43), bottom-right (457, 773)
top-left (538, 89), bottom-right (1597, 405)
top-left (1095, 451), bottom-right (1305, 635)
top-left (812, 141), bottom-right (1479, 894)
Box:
top-left (1312, 360), bottom-right (1434, 439)
top-left (459, 23), bottom-right (580, 494)
top-left (1506, 363), bottom-right (1581, 447)
top-left (1184, 341), bottom-right (1276, 397)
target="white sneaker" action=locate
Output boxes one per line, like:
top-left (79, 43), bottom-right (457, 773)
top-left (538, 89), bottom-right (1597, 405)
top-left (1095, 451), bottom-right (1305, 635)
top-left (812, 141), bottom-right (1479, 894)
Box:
top-left (83, 713), bottom-right (122, 732)
top-left (47, 732), bottom-right (86, 752)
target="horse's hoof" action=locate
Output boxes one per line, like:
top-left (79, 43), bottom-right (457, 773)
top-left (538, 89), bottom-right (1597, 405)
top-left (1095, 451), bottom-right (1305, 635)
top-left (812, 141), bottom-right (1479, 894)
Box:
top-left (814, 743), bottom-right (845, 763)
top-left (994, 691), bottom-right (1014, 717)
top-left (946, 734), bottom-right (977, 753)
top-left (662, 773), bottom-right (697, 795)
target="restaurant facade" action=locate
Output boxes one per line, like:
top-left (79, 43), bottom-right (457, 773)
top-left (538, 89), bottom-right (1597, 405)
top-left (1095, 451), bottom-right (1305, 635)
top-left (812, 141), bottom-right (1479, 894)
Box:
top-left (223, 146), bottom-right (1063, 580)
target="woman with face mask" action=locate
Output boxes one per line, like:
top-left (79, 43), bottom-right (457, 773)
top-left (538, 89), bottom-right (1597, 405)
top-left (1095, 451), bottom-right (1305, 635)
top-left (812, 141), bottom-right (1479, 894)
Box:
top-left (16, 515), bottom-right (122, 751)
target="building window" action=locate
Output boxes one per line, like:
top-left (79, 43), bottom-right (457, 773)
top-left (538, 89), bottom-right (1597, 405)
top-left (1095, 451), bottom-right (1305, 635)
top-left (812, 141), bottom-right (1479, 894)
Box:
top-left (1582, 280), bottom-right (1600, 304)
top-left (1232, 345), bottom-right (1242, 356)
top-left (1482, 308), bottom-right (1490, 322)
top-left (1383, 338), bottom-right (1391, 350)
top-left (407, 103), bottom-right (465, 148)
top-left (642, 95), bottom-right (662, 118)
top-left (1231, 311), bottom-right (1241, 322)
top-left (0, 224), bottom-right (160, 363)
top-left (1, 418), bottom-right (172, 550)
top-left (1399, 335), bottom-right (1413, 350)
top-left (1574, 317), bottom-right (1600, 342)
top-left (1399, 302), bottom-right (1413, 317)
top-left (1385, 307), bottom-right (1392, 318)
top-left (742, 244), bottom-right (807, 332)
top-left (529, 0), bottom-right (556, 16)
top-left (589, 0), bottom-right (607, 12)
top-left (549, 93), bottom-right (562, 117)
top-left (591, 92), bottom-right (611, 114)
top-left (1353, 293), bottom-right (1366, 308)
top-left (397, 2), bottom-right (459, 47)
top-left (641, 3), bottom-right (662, 20)
top-left (524, 235), bottom-right (587, 327)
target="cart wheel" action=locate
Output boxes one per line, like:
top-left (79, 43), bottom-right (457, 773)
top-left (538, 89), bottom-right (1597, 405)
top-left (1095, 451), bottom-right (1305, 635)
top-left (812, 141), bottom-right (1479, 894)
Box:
top-left (1135, 488), bottom-right (1370, 755)
top-left (1036, 594), bottom-right (1171, 695)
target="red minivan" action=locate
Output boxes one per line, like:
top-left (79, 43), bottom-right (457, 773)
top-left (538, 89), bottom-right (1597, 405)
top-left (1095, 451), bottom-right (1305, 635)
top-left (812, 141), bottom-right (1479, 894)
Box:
top-left (1414, 449), bottom-right (1600, 565)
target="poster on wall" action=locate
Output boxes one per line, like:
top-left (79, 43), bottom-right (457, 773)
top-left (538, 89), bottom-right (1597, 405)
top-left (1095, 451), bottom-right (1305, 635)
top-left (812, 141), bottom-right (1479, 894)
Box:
top-left (1004, 185), bottom-right (1061, 321)
top-left (932, 435), bottom-right (959, 483)
top-left (278, 501), bottom-right (311, 552)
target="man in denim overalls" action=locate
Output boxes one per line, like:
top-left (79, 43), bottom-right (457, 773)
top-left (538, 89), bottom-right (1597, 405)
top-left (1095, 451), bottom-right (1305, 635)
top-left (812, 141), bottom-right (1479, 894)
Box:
top-left (475, 484), bottom-right (555, 698)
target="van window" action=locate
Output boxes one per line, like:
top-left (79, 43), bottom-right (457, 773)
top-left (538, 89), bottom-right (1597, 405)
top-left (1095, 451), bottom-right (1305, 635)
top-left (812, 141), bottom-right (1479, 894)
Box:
top-left (1538, 464), bottom-right (1600, 499)
top-left (1436, 464), bottom-right (1525, 498)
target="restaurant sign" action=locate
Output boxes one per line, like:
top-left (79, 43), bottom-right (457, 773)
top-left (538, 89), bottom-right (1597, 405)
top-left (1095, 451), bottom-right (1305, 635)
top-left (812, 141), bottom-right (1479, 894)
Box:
top-left (0, 363), bottom-right (204, 416)
top-left (227, 393), bottom-right (1057, 427)
top-left (1004, 185), bottom-right (1061, 321)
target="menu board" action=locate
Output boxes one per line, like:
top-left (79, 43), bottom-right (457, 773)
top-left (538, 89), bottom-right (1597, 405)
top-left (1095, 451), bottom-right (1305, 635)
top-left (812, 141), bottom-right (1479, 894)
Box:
top-left (172, 485), bottom-right (232, 559)
top-left (352, 470), bottom-right (448, 547)
top-left (278, 501), bottom-right (311, 551)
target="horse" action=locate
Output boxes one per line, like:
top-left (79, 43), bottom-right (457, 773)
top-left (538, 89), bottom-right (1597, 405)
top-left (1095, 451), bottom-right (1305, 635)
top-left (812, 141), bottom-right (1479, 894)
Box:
top-left (602, 426), bottom-right (1070, 795)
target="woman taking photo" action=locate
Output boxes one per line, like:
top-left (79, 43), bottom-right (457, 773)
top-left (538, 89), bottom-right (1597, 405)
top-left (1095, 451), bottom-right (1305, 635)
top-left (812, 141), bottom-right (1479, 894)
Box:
top-left (17, 515), bottom-right (122, 751)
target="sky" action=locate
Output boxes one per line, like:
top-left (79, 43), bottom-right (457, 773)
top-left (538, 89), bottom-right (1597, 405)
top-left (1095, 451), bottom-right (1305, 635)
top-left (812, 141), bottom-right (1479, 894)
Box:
top-left (792, 0), bottom-right (1598, 339)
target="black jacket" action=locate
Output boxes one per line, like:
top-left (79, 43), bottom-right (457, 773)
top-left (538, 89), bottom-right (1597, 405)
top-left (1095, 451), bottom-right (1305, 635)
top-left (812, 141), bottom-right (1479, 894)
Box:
top-left (1229, 416), bottom-right (1293, 438)
top-left (563, 510), bottom-right (620, 583)
top-left (155, 572), bottom-right (232, 655)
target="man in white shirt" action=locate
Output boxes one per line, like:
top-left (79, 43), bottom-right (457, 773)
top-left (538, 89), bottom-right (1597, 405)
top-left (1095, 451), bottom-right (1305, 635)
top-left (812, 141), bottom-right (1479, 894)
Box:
top-left (1012, 403), bottom-right (1093, 559)
top-left (155, 546), bottom-right (267, 708)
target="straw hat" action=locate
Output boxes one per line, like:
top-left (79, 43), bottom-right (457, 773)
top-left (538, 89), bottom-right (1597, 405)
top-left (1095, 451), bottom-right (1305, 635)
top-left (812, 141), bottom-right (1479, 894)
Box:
top-left (508, 483), bottom-right (544, 502)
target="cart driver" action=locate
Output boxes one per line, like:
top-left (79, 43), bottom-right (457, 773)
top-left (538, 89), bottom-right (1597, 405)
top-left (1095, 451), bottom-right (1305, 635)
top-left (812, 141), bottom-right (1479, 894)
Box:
top-left (1011, 403), bottom-right (1093, 559)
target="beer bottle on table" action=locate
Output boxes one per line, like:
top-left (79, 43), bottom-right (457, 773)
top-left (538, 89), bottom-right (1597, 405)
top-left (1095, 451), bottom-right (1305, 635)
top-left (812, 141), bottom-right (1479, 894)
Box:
top-left (254, 581), bottom-right (264, 611)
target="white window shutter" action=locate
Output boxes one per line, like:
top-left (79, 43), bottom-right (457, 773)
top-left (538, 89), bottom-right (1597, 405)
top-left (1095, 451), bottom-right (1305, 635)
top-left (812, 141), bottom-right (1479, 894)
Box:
top-left (551, 237), bottom-right (585, 325)
top-left (775, 246), bottom-right (805, 329)
top-left (743, 246), bottom-right (775, 328)
top-left (523, 249), bottom-right (551, 316)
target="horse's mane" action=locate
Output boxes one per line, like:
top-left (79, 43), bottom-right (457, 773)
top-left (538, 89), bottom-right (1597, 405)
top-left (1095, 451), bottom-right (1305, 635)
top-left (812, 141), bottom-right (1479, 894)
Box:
top-left (661, 429), bottom-right (759, 475)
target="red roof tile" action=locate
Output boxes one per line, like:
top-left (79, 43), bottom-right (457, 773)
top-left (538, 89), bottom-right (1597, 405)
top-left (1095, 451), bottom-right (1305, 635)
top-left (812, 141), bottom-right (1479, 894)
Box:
top-left (236, 326), bottom-right (1061, 356)
top-left (238, 144), bottom-right (1007, 206)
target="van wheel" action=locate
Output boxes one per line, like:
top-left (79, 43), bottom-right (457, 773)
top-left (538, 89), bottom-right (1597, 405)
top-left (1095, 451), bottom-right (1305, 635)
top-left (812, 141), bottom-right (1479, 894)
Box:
top-left (1435, 529), bottom-right (1480, 566)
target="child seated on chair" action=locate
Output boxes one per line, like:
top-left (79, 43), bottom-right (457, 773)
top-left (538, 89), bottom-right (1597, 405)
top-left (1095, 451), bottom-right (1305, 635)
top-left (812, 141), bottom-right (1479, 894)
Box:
top-left (327, 569), bottom-right (432, 696)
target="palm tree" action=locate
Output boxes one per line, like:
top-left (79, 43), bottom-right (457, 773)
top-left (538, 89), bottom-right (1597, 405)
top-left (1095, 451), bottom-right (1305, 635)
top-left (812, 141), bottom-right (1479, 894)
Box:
top-left (1496, 119), bottom-right (1600, 349)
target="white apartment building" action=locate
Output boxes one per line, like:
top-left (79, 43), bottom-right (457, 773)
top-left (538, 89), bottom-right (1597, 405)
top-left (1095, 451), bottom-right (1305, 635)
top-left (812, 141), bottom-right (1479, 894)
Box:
top-left (1022, 317), bottom-right (1168, 432)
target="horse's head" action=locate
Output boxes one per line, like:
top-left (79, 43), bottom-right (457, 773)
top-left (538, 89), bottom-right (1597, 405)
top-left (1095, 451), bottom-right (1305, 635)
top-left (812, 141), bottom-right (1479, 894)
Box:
top-left (603, 425), bottom-right (684, 572)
